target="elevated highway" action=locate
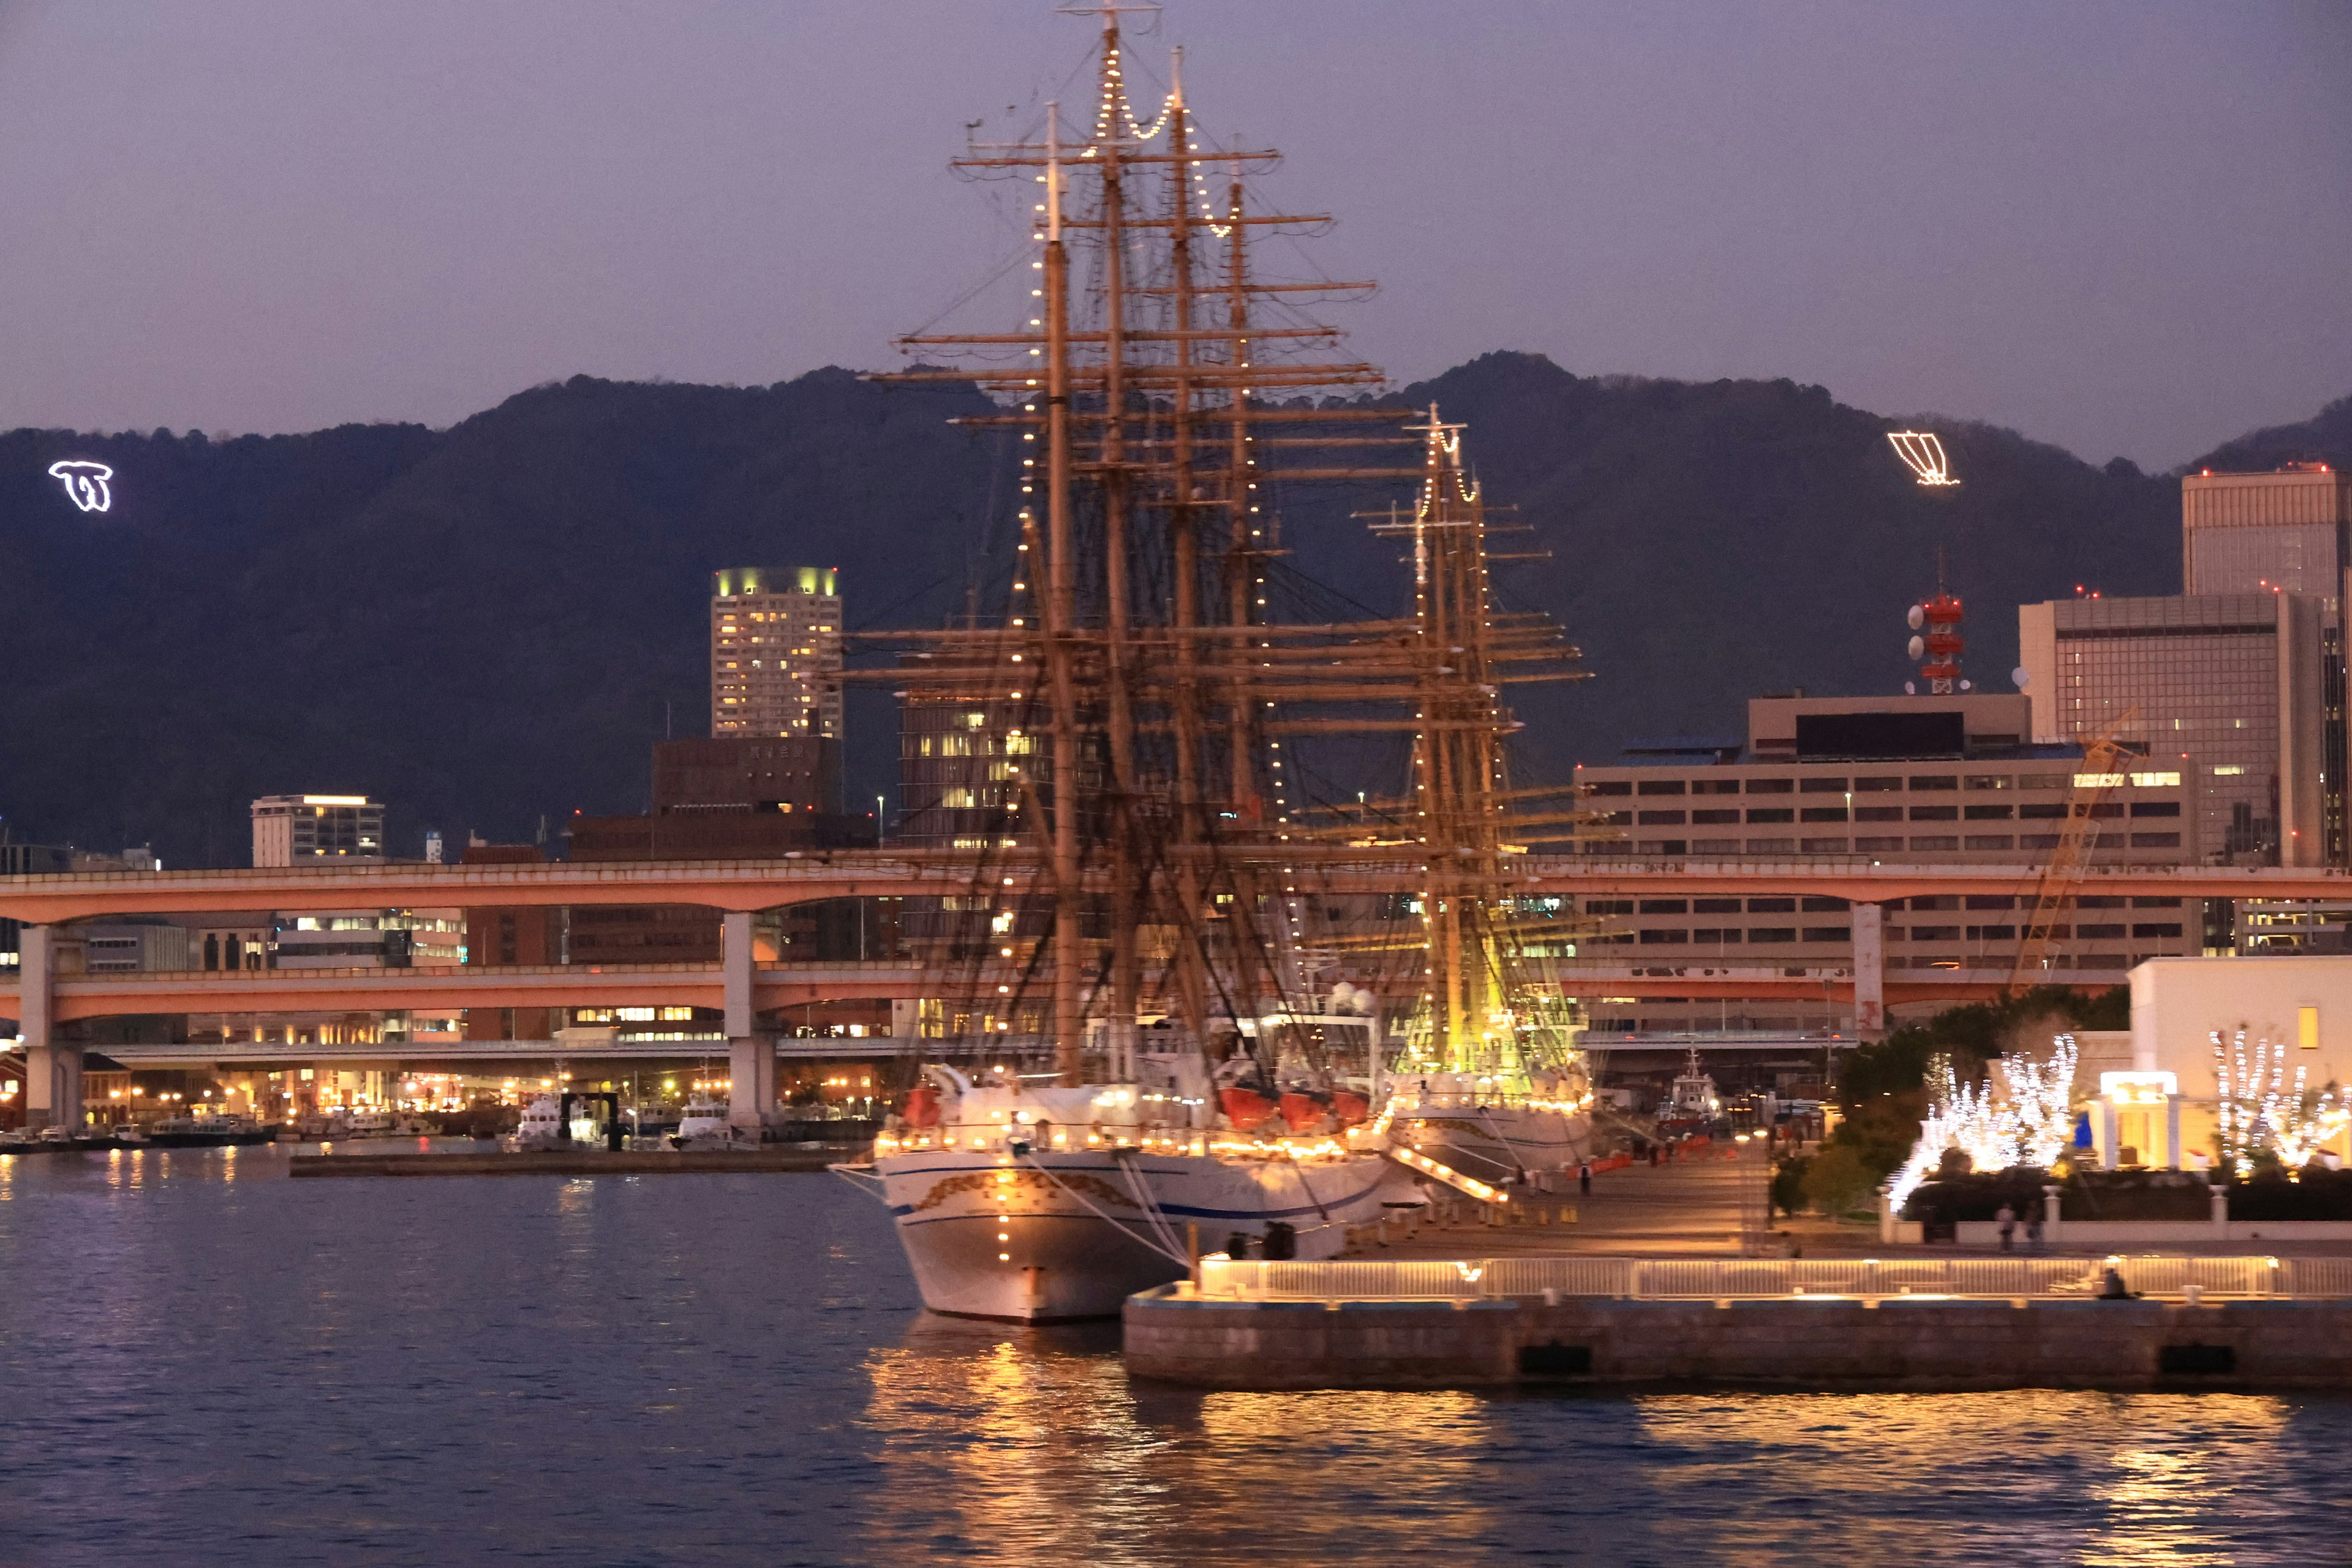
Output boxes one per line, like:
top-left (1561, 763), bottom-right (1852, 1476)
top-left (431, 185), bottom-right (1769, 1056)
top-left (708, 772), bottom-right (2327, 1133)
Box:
top-left (1, 955), bottom-right (2040, 1028)
top-left (8, 853), bottom-right (2340, 1129)
top-left (2, 853), bottom-right (2346, 926)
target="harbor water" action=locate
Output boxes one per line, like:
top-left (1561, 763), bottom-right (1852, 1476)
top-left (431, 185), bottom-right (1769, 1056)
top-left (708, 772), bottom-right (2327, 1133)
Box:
top-left (4, 1148), bottom-right (2351, 1566)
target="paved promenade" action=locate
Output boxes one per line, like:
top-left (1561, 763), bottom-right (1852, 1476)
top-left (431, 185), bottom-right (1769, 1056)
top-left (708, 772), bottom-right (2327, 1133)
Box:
top-left (1363, 1151), bottom-right (2352, 1262)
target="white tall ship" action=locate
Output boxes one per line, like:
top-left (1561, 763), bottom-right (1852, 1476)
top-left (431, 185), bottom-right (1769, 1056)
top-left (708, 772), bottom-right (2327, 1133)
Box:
top-left (836, 11), bottom-right (1596, 1320)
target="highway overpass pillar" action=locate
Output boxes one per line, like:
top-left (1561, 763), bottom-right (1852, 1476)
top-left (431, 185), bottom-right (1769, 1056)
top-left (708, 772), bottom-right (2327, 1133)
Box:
top-left (723, 911), bottom-right (771, 1133)
top-left (1852, 902), bottom-right (1885, 1042)
top-left (18, 926), bottom-right (80, 1132)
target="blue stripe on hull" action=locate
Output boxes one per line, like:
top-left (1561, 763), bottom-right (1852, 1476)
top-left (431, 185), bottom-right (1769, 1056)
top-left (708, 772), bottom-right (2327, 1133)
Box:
top-left (881, 1158), bottom-right (1392, 1222)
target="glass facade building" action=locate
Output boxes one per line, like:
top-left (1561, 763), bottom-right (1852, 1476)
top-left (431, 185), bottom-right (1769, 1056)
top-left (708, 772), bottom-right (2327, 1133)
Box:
top-left (2180, 466), bottom-right (2350, 863)
top-left (2019, 594), bottom-right (2327, 868)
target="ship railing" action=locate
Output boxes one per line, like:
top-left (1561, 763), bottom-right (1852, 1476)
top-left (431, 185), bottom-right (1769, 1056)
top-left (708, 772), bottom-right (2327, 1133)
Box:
top-left (1196, 1254), bottom-right (2343, 1303)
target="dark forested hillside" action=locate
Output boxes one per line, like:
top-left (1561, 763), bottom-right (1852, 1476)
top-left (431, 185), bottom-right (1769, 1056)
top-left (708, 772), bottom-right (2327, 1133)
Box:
top-left (2184, 394), bottom-right (2352, 474)
top-left (2, 352), bottom-right (2316, 866)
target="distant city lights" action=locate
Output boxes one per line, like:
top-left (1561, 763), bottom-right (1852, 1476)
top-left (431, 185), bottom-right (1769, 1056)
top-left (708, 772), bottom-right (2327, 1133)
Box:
top-left (47, 459), bottom-right (114, 512)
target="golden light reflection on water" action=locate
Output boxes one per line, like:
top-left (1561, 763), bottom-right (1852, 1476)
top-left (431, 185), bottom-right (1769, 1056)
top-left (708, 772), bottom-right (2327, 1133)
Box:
top-left (861, 1316), bottom-right (1499, 1563)
top-left (2081, 1398), bottom-right (2290, 1568)
top-left (1627, 1390), bottom-right (2296, 1568)
top-left (856, 1334), bottom-right (2350, 1567)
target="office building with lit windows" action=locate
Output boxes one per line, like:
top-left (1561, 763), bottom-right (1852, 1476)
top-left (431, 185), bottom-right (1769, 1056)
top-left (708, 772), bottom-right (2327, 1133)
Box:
top-left (2181, 464), bottom-right (2350, 864)
top-left (249, 794), bottom-right (385, 866)
top-left (710, 567), bottom-right (843, 742)
top-left (2017, 593), bottom-right (2327, 867)
top-left (1570, 692), bottom-right (2201, 1033)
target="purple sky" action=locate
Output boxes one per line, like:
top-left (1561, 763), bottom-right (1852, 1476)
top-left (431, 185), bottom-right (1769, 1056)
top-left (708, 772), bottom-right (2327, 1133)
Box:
top-left (0, 1), bottom-right (2344, 467)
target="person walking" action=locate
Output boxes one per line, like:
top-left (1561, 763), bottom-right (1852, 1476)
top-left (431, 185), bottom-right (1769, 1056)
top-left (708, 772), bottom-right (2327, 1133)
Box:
top-left (1996, 1202), bottom-right (2018, 1253)
top-left (2026, 1199), bottom-right (2045, 1253)
top-left (1577, 1161), bottom-right (1593, 1197)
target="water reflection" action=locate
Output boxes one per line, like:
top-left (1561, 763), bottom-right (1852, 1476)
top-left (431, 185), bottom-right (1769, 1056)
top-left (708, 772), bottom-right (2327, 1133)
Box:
top-left (1626, 1390), bottom-right (2307, 1567)
top-left (861, 1315), bottom-right (1501, 1562)
top-left (3, 1153), bottom-right (2350, 1566)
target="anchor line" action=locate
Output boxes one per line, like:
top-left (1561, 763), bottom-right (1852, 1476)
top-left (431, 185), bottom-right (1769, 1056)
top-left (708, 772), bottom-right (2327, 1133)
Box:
top-left (1284, 1150), bottom-right (1333, 1223)
top-left (1112, 1149), bottom-right (1192, 1261)
top-left (1472, 1106), bottom-right (1532, 1182)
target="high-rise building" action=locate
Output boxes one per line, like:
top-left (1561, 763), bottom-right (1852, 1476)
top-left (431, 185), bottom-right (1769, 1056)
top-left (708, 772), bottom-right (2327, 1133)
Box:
top-left (2018, 594), bottom-right (2327, 867)
top-left (710, 567), bottom-right (842, 742)
top-left (2182, 464), bottom-right (2350, 862)
top-left (2182, 464), bottom-right (2350, 599)
top-left (251, 795), bottom-right (385, 866)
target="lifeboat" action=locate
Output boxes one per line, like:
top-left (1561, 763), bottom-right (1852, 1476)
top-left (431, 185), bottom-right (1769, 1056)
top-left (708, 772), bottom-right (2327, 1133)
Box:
top-left (1219, 1087), bottom-right (1277, 1131)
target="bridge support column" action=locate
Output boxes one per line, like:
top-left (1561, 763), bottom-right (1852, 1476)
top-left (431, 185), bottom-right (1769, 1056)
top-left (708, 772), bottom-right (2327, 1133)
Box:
top-left (18, 927), bottom-right (80, 1132)
top-left (1851, 902), bottom-right (1885, 1043)
top-left (723, 911), bottom-right (769, 1134)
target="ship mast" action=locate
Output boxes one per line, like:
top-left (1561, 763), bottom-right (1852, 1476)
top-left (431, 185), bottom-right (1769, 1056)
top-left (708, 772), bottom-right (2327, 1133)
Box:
top-left (870, 11), bottom-right (1477, 1084)
top-left (1041, 106), bottom-right (1085, 1085)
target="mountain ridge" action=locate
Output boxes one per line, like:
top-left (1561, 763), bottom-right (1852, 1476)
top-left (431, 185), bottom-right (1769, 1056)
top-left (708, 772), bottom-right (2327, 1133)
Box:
top-left (1, 353), bottom-right (2339, 867)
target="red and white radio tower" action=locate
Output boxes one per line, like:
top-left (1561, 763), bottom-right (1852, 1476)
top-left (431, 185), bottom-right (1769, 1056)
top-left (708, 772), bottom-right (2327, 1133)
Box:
top-left (1907, 590), bottom-right (1967, 695)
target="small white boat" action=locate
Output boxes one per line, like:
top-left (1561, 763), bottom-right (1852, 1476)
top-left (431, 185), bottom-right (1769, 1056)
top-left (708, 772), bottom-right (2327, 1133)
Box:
top-left (1659, 1050), bottom-right (1723, 1129)
top-left (342, 1109), bottom-right (398, 1138)
top-left (508, 1096), bottom-right (567, 1150)
top-left (671, 1097), bottom-right (750, 1149)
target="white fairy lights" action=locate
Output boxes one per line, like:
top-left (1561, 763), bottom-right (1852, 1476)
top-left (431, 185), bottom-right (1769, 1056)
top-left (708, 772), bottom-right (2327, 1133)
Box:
top-left (1888, 1036), bottom-right (2079, 1210)
top-left (2212, 1028), bottom-right (2350, 1178)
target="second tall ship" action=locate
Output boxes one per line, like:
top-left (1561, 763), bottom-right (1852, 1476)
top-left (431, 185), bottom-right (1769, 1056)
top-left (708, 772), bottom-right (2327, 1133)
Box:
top-left (837, 10), bottom-right (1598, 1321)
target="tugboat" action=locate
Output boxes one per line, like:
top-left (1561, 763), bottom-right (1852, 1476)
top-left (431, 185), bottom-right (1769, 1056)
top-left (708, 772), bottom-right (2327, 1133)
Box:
top-left (1655, 1050), bottom-right (1724, 1134)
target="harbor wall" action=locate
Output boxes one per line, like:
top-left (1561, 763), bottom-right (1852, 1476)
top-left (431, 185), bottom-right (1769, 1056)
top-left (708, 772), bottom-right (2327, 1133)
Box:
top-left (1123, 1289), bottom-right (2352, 1390)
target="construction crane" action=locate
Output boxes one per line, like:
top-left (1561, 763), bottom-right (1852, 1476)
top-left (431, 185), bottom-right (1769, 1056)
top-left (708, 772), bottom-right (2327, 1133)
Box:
top-left (2008, 709), bottom-right (2140, 997)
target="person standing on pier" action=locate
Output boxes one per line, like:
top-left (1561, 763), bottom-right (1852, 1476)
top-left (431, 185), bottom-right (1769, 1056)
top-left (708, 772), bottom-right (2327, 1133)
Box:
top-left (1996, 1202), bottom-right (2018, 1253)
top-left (1578, 1161), bottom-right (1592, 1197)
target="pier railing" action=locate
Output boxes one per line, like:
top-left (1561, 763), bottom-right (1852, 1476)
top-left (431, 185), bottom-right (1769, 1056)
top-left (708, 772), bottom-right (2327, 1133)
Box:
top-left (1198, 1254), bottom-right (2352, 1303)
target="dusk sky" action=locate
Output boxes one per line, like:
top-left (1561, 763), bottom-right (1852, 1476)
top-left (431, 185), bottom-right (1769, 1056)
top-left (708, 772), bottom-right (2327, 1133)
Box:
top-left (0, 0), bottom-right (2344, 468)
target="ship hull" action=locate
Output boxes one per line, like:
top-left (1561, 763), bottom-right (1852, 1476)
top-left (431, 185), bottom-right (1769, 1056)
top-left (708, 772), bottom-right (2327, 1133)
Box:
top-left (1392, 1105), bottom-right (1593, 1185)
top-left (875, 1148), bottom-right (1409, 1322)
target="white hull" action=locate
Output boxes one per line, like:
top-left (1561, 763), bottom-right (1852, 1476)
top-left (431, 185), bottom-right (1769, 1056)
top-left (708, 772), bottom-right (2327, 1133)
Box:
top-left (874, 1148), bottom-right (1413, 1321)
top-left (1391, 1104), bottom-right (1593, 1185)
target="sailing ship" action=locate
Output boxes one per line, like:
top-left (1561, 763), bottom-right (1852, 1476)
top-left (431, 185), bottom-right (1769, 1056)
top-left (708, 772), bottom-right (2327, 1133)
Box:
top-left (835, 7), bottom-right (1599, 1321)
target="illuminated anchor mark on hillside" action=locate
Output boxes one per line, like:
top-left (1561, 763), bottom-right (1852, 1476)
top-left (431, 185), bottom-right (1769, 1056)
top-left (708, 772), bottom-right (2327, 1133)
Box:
top-left (48, 460), bottom-right (115, 513)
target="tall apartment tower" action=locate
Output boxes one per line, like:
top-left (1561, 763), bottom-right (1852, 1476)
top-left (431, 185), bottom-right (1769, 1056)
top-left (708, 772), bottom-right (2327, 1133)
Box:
top-left (250, 795), bottom-right (386, 867)
top-left (2182, 464), bottom-right (2350, 863)
top-left (710, 567), bottom-right (843, 742)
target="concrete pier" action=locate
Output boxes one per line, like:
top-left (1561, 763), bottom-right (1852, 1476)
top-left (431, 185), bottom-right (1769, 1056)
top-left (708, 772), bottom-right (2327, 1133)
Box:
top-left (1125, 1288), bottom-right (2352, 1391)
